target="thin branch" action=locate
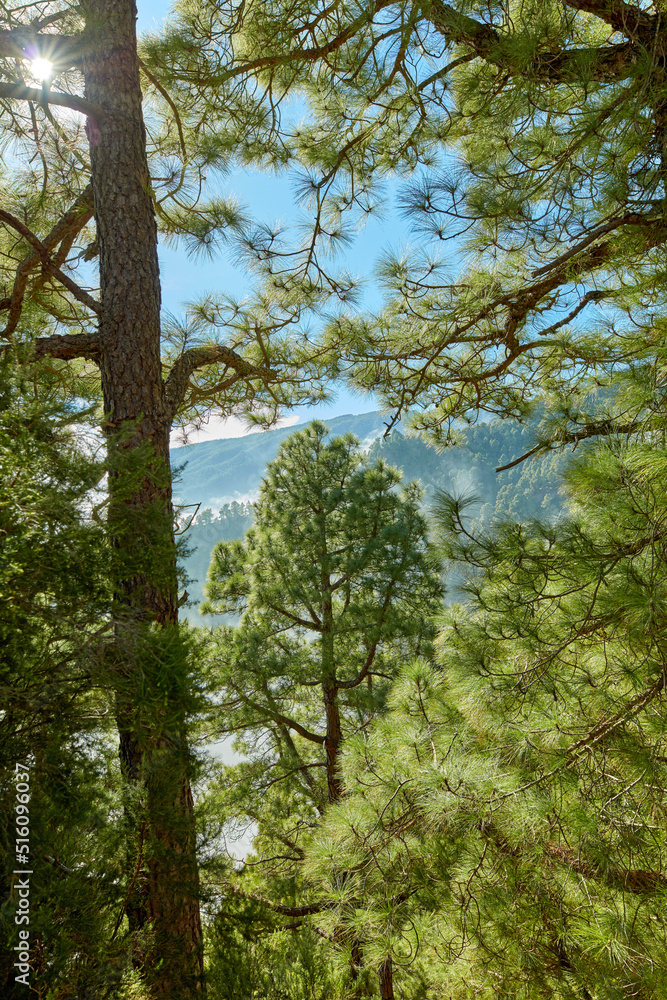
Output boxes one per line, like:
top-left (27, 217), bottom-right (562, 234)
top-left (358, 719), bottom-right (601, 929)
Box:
top-left (531, 213), bottom-right (657, 278)
top-left (561, 0), bottom-right (656, 38)
top-left (0, 183), bottom-right (95, 338)
top-left (265, 601), bottom-right (322, 632)
top-left (543, 840), bottom-right (667, 896)
top-left (261, 760), bottom-right (326, 792)
top-left (338, 642), bottom-right (379, 690)
top-left (418, 52), bottom-right (475, 92)
top-left (495, 442), bottom-right (545, 473)
top-left (0, 208), bottom-right (101, 317)
top-left (427, 1), bottom-right (640, 84)
top-left (207, 1), bottom-right (396, 87)
top-left (228, 884), bottom-right (324, 918)
top-left (495, 419), bottom-right (639, 472)
top-left (139, 57), bottom-right (187, 164)
top-left (535, 288), bottom-right (609, 338)
top-left (236, 691), bottom-right (326, 746)
top-left (566, 673), bottom-right (666, 760)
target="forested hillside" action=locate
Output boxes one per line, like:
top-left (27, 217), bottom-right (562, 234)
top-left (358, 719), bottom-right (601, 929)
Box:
top-left (179, 411), bottom-right (571, 613)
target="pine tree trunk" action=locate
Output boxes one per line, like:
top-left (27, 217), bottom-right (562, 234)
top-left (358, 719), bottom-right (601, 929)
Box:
top-left (321, 583), bottom-right (343, 804)
top-left (321, 597), bottom-right (369, 993)
top-left (323, 676), bottom-right (343, 804)
top-left (80, 1), bottom-right (204, 995)
top-left (378, 956), bottom-right (394, 1000)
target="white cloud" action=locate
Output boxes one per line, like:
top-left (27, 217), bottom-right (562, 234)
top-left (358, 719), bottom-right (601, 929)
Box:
top-left (170, 412), bottom-right (300, 448)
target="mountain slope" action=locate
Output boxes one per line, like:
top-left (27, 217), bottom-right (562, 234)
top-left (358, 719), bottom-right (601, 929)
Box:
top-left (175, 412), bottom-right (572, 618)
top-left (173, 411), bottom-right (390, 511)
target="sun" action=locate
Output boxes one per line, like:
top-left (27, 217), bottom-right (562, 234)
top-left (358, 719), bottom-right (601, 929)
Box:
top-left (30, 58), bottom-right (53, 82)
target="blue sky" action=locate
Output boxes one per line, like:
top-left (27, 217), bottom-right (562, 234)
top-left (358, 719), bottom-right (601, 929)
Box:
top-left (137, 0), bottom-right (415, 439)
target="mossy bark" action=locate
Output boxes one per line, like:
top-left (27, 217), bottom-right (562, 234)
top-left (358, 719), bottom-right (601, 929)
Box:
top-left (81, 1), bottom-right (204, 995)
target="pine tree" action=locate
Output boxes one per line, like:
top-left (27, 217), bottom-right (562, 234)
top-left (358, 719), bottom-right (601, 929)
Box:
top-left (150, 0), bottom-right (667, 451)
top-left (0, 3), bottom-right (332, 995)
top-left (305, 440), bottom-right (667, 998)
top-left (202, 423), bottom-right (443, 995)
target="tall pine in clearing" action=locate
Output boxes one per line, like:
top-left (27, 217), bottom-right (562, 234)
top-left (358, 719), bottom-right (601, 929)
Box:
top-left (201, 423), bottom-right (443, 997)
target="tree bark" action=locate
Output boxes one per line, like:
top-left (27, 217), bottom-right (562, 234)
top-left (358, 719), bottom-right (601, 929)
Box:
top-left (80, 1), bottom-right (204, 995)
top-left (323, 675), bottom-right (344, 804)
top-left (378, 956), bottom-right (394, 1000)
top-left (320, 570), bottom-right (344, 804)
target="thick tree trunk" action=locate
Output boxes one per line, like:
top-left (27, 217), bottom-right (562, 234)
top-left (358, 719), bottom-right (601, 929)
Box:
top-left (80, 1), bottom-right (204, 995)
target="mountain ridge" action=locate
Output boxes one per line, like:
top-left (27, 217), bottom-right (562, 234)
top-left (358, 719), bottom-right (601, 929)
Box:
top-left (175, 410), bottom-right (572, 619)
top-left (172, 410), bottom-right (391, 511)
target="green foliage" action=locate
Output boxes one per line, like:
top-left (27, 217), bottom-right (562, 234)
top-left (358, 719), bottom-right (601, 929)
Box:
top-left (144, 0), bottom-right (667, 444)
top-left (139, 12), bottom-right (667, 984)
top-left (207, 894), bottom-right (346, 1000)
top-left (0, 362), bottom-right (134, 998)
top-left (306, 432), bottom-right (667, 999)
top-left (8, 1), bottom-right (667, 994)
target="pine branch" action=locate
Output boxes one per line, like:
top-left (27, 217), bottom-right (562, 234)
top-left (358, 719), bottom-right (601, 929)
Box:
top-left (0, 208), bottom-right (101, 320)
top-left (543, 840), bottom-right (667, 896)
top-left (164, 344), bottom-right (276, 419)
top-left (261, 760), bottom-right (326, 792)
top-left (427, 1), bottom-right (641, 84)
top-left (273, 721), bottom-right (324, 807)
top-left (0, 183), bottom-right (95, 339)
top-left (264, 601), bottom-right (322, 632)
top-left (0, 29), bottom-right (85, 66)
top-left (531, 213), bottom-right (659, 278)
top-left (483, 822), bottom-right (667, 898)
top-left (565, 673), bottom-right (666, 759)
top-left (235, 690), bottom-right (326, 746)
top-left (337, 642), bottom-right (379, 690)
top-left (561, 0), bottom-right (656, 38)
top-left (495, 419), bottom-right (639, 472)
top-left (228, 884), bottom-right (324, 918)
top-left (138, 57), bottom-right (187, 164)
top-left (208, 1), bottom-right (396, 86)
top-left (0, 83), bottom-right (102, 119)
top-left (31, 332), bottom-right (100, 361)
top-left (0, 330), bottom-right (100, 364)
top-left (371, 213), bottom-right (667, 425)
